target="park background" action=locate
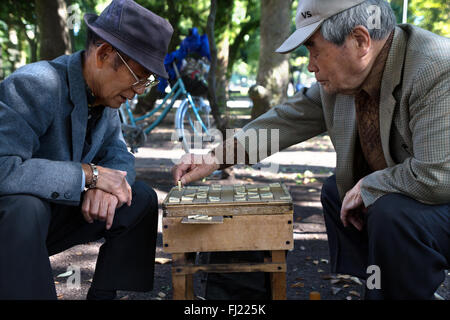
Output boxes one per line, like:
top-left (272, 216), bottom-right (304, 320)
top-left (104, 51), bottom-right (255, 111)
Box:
top-left (0, 0), bottom-right (448, 300)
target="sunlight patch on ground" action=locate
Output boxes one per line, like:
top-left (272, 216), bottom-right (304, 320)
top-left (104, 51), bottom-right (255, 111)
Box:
top-left (133, 147), bottom-right (336, 169)
top-left (293, 232), bottom-right (328, 241)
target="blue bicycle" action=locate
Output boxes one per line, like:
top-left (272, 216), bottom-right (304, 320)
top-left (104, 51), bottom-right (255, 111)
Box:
top-left (119, 62), bottom-right (214, 153)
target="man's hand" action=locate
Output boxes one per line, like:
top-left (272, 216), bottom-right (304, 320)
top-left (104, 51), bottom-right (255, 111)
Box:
top-left (83, 164), bottom-right (132, 207)
top-left (172, 153), bottom-right (220, 185)
top-left (340, 178), bottom-right (367, 231)
top-left (81, 188), bottom-right (119, 230)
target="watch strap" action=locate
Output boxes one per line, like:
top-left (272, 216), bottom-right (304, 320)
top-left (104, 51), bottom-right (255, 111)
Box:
top-left (88, 163), bottom-right (98, 189)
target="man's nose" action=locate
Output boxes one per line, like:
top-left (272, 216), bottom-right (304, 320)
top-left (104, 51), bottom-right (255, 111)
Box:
top-left (307, 58), bottom-right (319, 73)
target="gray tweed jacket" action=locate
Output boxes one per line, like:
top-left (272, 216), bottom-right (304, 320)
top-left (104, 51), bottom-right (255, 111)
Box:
top-left (237, 24), bottom-right (450, 206)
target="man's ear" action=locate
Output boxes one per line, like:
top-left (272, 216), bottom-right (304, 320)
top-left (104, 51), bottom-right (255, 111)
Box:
top-left (350, 26), bottom-right (371, 57)
top-left (94, 43), bottom-right (114, 68)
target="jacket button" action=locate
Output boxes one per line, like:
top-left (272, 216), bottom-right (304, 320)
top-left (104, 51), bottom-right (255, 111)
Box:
top-left (64, 192), bottom-right (71, 199)
top-left (51, 192), bottom-right (59, 199)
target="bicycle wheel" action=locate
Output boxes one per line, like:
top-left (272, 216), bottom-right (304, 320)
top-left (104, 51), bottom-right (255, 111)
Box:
top-left (175, 96), bottom-right (215, 153)
top-left (119, 98), bottom-right (146, 153)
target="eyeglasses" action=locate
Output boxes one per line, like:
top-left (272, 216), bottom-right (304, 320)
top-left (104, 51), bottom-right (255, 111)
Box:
top-left (115, 50), bottom-right (160, 90)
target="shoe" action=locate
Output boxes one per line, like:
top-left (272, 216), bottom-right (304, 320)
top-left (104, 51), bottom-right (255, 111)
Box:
top-left (86, 287), bottom-right (117, 300)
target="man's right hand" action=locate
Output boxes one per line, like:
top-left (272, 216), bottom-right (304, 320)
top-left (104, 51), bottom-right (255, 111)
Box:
top-left (83, 164), bottom-right (132, 207)
top-left (172, 153), bottom-right (220, 185)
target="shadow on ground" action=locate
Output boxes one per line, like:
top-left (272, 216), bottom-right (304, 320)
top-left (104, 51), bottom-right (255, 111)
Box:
top-left (50, 112), bottom-right (449, 300)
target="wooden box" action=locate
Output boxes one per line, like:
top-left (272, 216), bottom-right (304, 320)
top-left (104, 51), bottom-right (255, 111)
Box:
top-left (162, 183), bottom-right (294, 254)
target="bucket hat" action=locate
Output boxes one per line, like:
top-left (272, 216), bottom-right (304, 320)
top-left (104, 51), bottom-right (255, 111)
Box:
top-left (84, 0), bottom-right (173, 78)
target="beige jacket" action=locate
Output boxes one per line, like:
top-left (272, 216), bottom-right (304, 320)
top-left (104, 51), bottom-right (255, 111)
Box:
top-left (235, 25), bottom-right (450, 206)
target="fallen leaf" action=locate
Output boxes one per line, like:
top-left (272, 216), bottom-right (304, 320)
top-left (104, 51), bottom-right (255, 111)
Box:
top-left (155, 258), bottom-right (172, 265)
top-left (290, 282), bottom-right (305, 288)
top-left (331, 287), bottom-right (341, 295)
top-left (57, 294), bottom-right (64, 299)
top-left (57, 270), bottom-right (74, 278)
top-left (343, 284), bottom-right (350, 288)
top-left (54, 281), bottom-right (59, 285)
top-left (349, 290), bottom-right (360, 297)
top-left (434, 292), bottom-right (444, 300)
top-left (158, 292), bottom-right (166, 298)
top-left (120, 295), bottom-right (129, 300)
top-left (295, 277), bottom-right (304, 281)
top-left (330, 279), bottom-right (341, 285)
top-left (312, 260), bottom-right (319, 265)
top-left (345, 296), bottom-right (352, 300)
top-left (337, 274), bottom-right (351, 280)
top-left (320, 259), bottom-right (329, 264)
top-left (305, 256), bottom-right (312, 261)
top-left (300, 246), bottom-right (306, 251)
top-left (350, 276), bottom-right (363, 285)
top-left (320, 274), bottom-right (333, 280)
top-left (317, 269), bottom-right (324, 273)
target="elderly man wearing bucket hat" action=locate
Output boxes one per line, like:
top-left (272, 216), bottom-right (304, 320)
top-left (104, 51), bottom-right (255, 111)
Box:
top-left (173, 0), bottom-right (449, 299)
top-left (0, 0), bottom-right (172, 299)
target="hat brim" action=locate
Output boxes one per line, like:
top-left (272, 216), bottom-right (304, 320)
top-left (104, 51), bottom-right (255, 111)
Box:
top-left (84, 13), bottom-right (169, 79)
top-left (276, 20), bottom-right (323, 54)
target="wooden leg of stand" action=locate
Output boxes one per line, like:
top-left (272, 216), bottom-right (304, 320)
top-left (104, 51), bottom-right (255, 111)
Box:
top-left (172, 253), bottom-right (195, 300)
top-left (172, 253), bottom-right (187, 300)
top-left (270, 250), bottom-right (287, 300)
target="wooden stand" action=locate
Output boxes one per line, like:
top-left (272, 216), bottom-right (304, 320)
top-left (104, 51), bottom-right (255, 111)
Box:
top-left (170, 250), bottom-right (288, 300)
top-left (162, 184), bottom-right (294, 300)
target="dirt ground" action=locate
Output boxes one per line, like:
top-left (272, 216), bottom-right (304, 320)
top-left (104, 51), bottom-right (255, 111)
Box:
top-left (49, 108), bottom-right (449, 301)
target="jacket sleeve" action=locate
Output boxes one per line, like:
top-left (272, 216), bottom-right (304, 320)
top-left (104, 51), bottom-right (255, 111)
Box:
top-left (232, 83), bottom-right (327, 163)
top-left (361, 59), bottom-right (450, 206)
top-left (93, 109), bottom-right (136, 187)
top-left (0, 66), bottom-right (84, 205)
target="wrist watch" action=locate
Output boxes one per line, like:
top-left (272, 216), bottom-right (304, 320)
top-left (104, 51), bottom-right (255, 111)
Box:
top-left (88, 163), bottom-right (98, 189)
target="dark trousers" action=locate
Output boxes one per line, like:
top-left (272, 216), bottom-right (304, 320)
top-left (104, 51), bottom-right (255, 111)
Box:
top-left (321, 175), bottom-right (450, 299)
top-left (0, 181), bottom-right (158, 300)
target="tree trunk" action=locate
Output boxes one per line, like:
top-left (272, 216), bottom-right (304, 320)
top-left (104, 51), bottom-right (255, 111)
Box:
top-left (250, 0), bottom-right (291, 119)
top-left (215, 35), bottom-right (230, 104)
top-left (36, 0), bottom-right (72, 60)
top-left (206, 0), bottom-right (228, 135)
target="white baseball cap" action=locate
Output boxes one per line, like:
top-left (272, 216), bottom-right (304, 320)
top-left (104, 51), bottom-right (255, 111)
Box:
top-left (276, 0), bottom-right (366, 53)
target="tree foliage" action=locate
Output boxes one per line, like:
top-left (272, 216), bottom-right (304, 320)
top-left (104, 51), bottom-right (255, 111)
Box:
top-left (408, 0), bottom-right (450, 36)
top-left (0, 0), bottom-right (448, 81)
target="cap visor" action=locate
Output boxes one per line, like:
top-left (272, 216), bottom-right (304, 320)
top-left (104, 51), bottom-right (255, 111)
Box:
top-left (276, 20), bottom-right (323, 54)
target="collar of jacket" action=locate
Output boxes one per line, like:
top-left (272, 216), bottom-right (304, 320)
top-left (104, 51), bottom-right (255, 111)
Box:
top-left (379, 26), bottom-right (408, 167)
top-left (67, 50), bottom-right (89, 162)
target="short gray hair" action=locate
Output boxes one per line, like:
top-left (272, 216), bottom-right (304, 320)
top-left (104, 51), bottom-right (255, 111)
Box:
top-left (320, 0), bottom-right (396, 46)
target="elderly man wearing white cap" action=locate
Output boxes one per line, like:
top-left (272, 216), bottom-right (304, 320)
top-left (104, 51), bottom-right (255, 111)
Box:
top-left (173, 0), bottom-right (449, 299)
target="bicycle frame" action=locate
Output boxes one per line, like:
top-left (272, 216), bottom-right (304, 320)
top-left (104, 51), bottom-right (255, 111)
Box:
top-left (121, 69), bottom-right (211, 136)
